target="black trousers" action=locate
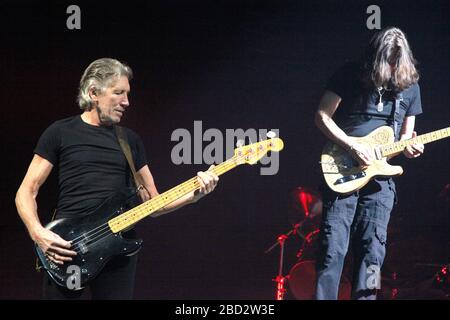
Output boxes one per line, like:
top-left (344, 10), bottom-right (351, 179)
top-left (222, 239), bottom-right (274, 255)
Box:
top-left (42, 254), bottom-right (138, 300)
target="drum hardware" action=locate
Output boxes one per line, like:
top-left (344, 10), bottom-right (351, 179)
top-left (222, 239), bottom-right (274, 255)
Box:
top-left (266, 186), bottom-right (324, 300)
top-left (269, 186), bottom-right (354, 300)
top-left (265, 221), bottom-right (308, 300)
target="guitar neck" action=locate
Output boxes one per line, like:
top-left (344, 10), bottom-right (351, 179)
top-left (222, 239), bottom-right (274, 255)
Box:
top-left (381, 127), bottom-right (450, 157)
top-left (108, 156), bottom-right (238, 233)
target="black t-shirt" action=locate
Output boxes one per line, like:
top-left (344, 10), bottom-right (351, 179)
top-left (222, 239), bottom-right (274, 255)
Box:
top-left (34, 115), bottom-right (148, 218)
top-left (326, 61), bottom-right (423, 138)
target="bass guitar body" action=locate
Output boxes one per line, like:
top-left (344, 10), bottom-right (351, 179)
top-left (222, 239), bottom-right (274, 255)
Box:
top-left (35, 190), bottom-right (143, 290)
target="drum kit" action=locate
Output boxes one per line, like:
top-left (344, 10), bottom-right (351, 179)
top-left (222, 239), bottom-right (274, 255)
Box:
top-left (265, 186), bottom-right (351, 300)
top-left (266, 185), bottom-right (450, 300)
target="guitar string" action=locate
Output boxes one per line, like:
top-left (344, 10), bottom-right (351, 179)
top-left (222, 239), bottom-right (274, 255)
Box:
top-left (65, 145), bottom-right (274, 253)
top-left (382, 128), bottom-right (448, 155)
top-left (70, 158), bottom-right (237, 253)
top-left (69, 176), bottom-right (201, 246)
top-left (68, 155), bottom-right (236, 246)
top-left (71, 176), bottom-right (211, 253)
top-left (69, 150), bottom-right (259, 253)
top-left (323, 129), bottom-right (449, 164)
top-left (67, 174), bottom-right (203, 246)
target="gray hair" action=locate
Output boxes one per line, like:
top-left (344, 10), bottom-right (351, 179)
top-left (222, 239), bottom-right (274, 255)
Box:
top-left (77, 58), bottom-right (133, 111)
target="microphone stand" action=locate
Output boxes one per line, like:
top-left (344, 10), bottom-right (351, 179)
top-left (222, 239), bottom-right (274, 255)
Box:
top-left (265, 222), bottom-right (306, 300)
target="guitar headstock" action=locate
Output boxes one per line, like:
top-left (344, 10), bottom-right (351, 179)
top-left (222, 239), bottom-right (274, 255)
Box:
top-left (234, 137), bottom-right (284, 165)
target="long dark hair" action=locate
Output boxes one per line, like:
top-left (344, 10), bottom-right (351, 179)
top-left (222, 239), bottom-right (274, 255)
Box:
top-left (361, 27), bottom-right (419, 91)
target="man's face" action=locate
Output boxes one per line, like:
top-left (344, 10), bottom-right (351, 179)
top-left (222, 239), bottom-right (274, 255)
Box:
top-left (93, 75), bottom-right (130, 125)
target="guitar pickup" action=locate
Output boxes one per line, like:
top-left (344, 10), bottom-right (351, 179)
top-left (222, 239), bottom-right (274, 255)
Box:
top-left (334, 172), bottom-right (367, 185)
top-left (78, 242), bottom-right (88, 254)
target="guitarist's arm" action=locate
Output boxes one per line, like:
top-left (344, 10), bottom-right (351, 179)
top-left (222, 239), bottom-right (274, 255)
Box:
top-left (136, 165), bottom-right (219, 218)
top-left (315, 90), bottom-right (373, 166)
top-left (15, 154), bottom-right (76, 265)
top-left (397, 116), bottom-right (424, 159)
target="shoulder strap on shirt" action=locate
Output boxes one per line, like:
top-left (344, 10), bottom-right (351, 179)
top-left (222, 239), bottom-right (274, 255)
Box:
top-left (114, 125), bottom-right (143, 191)
top-left (389, 92), bottom-right (403, 141)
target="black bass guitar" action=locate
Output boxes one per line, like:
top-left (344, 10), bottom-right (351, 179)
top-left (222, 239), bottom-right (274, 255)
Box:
top-left (36, 138), bottom-right (284, 289)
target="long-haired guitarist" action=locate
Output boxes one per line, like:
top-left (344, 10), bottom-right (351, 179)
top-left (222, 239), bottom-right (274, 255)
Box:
top-left (314, 27), bottom-right (424, 299)
top-left (15, 58), bottom-right (219, 299)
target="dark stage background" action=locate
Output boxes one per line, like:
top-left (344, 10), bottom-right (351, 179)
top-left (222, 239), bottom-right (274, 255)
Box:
top-left (1, 0), bottom-right (448, 299)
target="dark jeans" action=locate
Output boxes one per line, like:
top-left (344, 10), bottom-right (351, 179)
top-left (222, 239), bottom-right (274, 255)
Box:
top-left (43, 253), bottom-right (138, 300)
top-left (315, 178), bottom-right (396, 300)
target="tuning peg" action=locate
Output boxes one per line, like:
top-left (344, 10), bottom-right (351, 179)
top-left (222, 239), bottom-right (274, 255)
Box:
top-left (236, 139), bottom-right (244, 148)
top-left (266, 131), bottom-right (276, 138)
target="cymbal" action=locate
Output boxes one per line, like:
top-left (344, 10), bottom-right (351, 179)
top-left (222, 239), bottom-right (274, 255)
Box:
top-left (288, 187), bottom-right (323, 226)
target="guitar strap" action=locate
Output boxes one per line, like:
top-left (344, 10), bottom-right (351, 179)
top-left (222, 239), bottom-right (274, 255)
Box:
top-left (389, 92), bottom-right (403, 141)
top-left (114, 125), bottom-right (144, 192)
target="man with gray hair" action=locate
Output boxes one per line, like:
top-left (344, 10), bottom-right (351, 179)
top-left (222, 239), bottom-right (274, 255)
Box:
top-left (15, 58), bottom-right (219, 299)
